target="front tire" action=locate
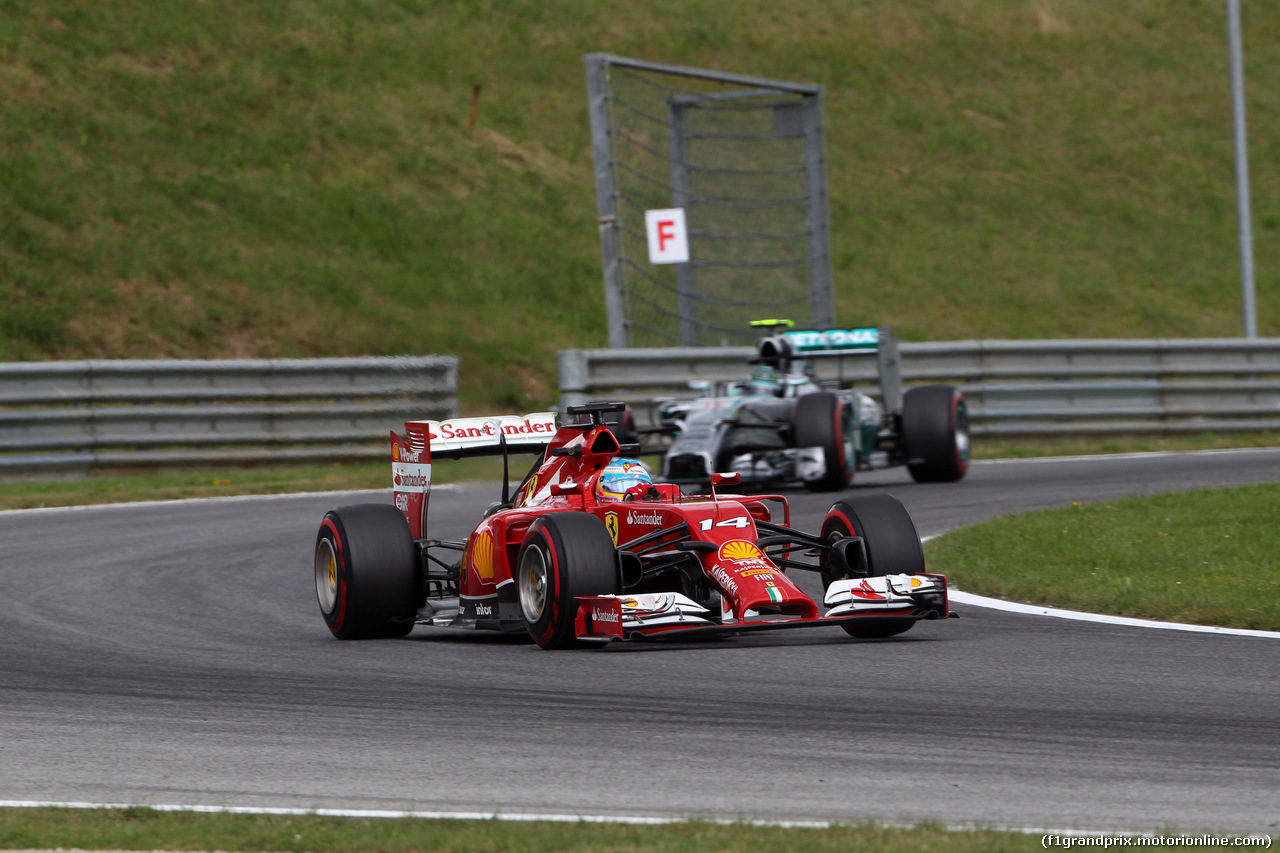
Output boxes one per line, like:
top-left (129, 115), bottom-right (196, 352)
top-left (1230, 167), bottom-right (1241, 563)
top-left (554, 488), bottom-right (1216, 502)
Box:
top-left (517, 513), bottom-right (621, 650)
top-left (822, 494), bottom-right (925, 639)
top-left (315, 504), bottom-right (419, 640)
top-left (793, 392), bottom-right (855, 491)
top-left (902, 385), bottom-right (969, 483)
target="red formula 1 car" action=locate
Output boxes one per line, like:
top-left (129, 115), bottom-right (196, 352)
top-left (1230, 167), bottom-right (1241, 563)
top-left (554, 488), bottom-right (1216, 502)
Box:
top-left (313, 402), bottom-right (951, 649)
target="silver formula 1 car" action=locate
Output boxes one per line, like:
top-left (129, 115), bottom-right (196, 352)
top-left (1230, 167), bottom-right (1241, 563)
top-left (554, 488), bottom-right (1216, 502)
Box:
top-left (650, 324), bottom-right (969, 491)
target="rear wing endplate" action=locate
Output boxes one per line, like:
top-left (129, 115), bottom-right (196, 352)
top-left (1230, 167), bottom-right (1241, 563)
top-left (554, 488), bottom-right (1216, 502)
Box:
top-left (392, 412), bottom-right (558, 538)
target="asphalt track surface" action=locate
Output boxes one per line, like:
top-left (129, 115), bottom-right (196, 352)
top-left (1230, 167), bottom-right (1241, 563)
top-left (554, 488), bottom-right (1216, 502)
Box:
top-left (2, 450), bottom-right (1279, 833)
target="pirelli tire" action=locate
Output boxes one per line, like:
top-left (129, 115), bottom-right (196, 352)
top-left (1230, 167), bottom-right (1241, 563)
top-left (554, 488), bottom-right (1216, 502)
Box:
top-left (821, 494), bottom-right (925, 640)
top-left (605, 405), bottom-right (640, 446)
top-left (793, 392), bottom-right (855, 492)
top-left (314, 504), bottom-right (420, 640)
top-left (902, 384), bottom-right (970, 483)
top-left (517, 512), bottom-right (621, 650)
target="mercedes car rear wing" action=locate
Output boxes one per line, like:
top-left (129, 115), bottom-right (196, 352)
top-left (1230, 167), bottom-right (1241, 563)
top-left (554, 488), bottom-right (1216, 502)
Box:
top-left (758, 326), bottom-right (902, 413)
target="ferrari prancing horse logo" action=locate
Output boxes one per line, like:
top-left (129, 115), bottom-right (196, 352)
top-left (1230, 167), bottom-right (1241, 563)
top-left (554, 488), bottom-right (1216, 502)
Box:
top-left (605, 512), bottom-right (619, 545)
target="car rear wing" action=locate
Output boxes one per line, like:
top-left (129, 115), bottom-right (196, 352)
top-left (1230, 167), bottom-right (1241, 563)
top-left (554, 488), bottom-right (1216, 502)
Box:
top-left (757, 327), bottom-right (902, 414)
top-left (780, 327), bottom-right (881, 354)
top-left (392, 412), bottom-right (558, 539)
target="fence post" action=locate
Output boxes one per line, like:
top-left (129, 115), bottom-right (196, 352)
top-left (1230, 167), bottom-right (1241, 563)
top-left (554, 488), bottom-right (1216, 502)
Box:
top-left (668, 98), bottom-right (698, 346)
top-left (584, 54), bottom-right (629, 349)
top-left (804, 90), bottom-right (835, 330)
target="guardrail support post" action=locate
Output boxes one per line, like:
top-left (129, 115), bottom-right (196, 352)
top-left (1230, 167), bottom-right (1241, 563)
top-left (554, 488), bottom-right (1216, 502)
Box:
top-left (558, 349), bottom-right (591, 414)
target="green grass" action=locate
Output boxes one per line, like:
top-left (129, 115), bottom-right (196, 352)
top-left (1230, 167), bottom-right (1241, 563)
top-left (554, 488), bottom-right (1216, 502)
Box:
top-left (971, 431), bottom-right (1280, 460)
top-left (0, 436), bottom-right (1273, 511)
top-left (0, 456), bottom-right (508, 510)
top-left (0, 807), bottom-right (1072, 853)
top-left (925, 483), bottom-right (1280, 631)
top-left (0, 2), bottom-right (1277, 411)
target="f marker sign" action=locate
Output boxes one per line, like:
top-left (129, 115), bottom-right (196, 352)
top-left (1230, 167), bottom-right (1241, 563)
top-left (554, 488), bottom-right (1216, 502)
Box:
top-left (645, 208), bottom-right (689, 264)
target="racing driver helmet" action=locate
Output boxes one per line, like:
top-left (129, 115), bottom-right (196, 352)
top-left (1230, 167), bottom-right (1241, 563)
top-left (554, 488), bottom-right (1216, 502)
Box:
top-left (594, 458), bottom-right (652, 502)
top-left (748, 364), bottom-right (779, 395)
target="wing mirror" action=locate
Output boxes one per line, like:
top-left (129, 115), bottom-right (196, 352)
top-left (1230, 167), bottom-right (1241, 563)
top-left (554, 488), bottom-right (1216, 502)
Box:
top-left (708, 472), bottom-right (741, 503)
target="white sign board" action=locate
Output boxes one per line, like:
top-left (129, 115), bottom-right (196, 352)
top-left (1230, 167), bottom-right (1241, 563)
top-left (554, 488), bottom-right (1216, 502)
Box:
top-left (645, 208), bottom-right (689, 264)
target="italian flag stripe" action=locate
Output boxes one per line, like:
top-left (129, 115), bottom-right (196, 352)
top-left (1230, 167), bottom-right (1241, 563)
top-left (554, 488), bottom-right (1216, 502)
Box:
top-left (767, 587), bottom-right (783, 603)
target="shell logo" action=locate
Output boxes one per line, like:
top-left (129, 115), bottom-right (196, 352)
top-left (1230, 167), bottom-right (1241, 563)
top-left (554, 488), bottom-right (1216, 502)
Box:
top-left (470, 530), bottom-right (495, 582)
top-left (718, 540), bottom-right (763, 562)
top-left (393, 444), bottom-right (401, 462)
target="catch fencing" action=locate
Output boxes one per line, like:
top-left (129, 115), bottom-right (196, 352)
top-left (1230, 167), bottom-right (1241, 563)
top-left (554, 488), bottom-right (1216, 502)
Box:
top-left (0, 356), bottom-right (457, 475)
top-left (585, 54), bottom-right (834, 348)
top-left (559, 338), bottom-right (1280, 437)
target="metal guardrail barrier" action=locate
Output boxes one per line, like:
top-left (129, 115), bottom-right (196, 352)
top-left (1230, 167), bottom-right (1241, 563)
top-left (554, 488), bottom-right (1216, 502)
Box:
top-left (559, 339), bottom-right (1280, 437)
top-left (0, 356), bottom-right (458, 475)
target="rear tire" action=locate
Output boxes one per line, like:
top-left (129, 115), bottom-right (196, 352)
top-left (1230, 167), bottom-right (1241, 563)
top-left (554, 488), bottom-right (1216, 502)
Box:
top-left (605, 405), bottom-right (639, 446)
top-left (822, 494), bottom-right (924, 639)
top-left (793, 392), bottom-right (855, 491)
top-left (315, 504), bottom-right (420, 639)
top-left (902, 385), bottom-right (969, 483)
top-left (517, 513), bottom-right (620, 650)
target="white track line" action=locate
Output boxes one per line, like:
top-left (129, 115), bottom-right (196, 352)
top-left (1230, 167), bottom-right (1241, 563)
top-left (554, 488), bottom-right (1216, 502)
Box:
top-left (919, 533), bottom-right (1280, 639)
top-left (0, 799), bottom-right (1246, 838)
top-left (972, 445), bottom-right (1280, 465)
top-left (0, 799), bottom-right (845, 829)
top-left (0, 485), bottom-right (466, 517)
top-left (947, 590), bottom-right (1280, 639)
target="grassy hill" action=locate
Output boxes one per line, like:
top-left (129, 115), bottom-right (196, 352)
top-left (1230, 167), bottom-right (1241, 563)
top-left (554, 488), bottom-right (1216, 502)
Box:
top-left (1, 1), bottom-right (1277, 410)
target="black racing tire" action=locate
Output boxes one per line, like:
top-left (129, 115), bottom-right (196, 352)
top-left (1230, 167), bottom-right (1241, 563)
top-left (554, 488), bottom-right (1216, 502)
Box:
top-left (604, 405), bottom-right (639, 446)
top-left (792, 392), bottom-right (855, 491)
top-left (517, 512), bottom-right (621, 650)
top-left (821, 494), bottom-right (925, 639)
top-left (314, 504), bottom-right (419, 640)
top-left (901, 385), bottom-right (970, 483)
